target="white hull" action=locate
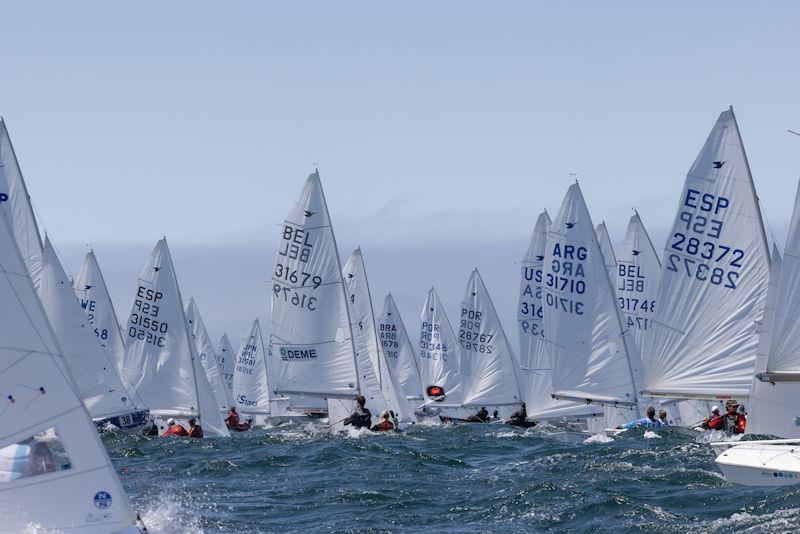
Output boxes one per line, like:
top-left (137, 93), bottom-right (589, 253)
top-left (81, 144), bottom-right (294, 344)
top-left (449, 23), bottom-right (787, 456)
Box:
top-left (716, 441), bottom-right (800, 486)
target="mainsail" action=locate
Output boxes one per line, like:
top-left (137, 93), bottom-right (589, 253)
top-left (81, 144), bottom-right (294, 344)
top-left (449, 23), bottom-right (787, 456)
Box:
top-left (615, 213), bottom-right (661, 355)
top-left (749, 181), bottom-right (800, 436)
top-left (418, 288), bottom-right (462, 405)
top-left (522, 211), bottom-right (600, 419)
top-left (545, 183), bottom-right (640, 410)
top-left (39, 237), bottom-right (134, 420)
top-left (376, 293), bottom-right (423, 401)
top-left (342, 248), bottom-right (410, 420)
top-left (270, 172), bottom-right (359, 398)
top-left (74, 250), bottom-right (136, 401)
top-left (642, 108), bottom-right (770, 401)
top-left (0, 118), bottom-right (43, 285)
top-left (596, 221), bottom-right (618, 282)
top-left (233, 319), bottom-right (271, 416)
top-left (121, 238), bottom-right (228, 436)
top-left (0, 205), bottom-right (139, 531)
top-left (460, 269), bottom-right (522, 407)
top-left (218, 333), bottom-right (236, 398)
top-left (187, 297), bottom-right (233, 413)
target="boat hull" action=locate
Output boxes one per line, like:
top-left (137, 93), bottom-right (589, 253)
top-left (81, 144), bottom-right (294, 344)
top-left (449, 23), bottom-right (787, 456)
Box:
top-left (94, 409), bottom-right (150, 432)
top-left (716, 443), bottom-right (800, 486)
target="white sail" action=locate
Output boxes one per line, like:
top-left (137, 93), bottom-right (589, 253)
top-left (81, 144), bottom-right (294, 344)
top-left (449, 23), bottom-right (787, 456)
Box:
top-left (459, 269), bottom-right (522, 407)
top-left (233, 319), bottom-right (271, 415)
top-left (270, 172), bottom-right (359, 398)
top-left (545, 183), bottom-right (640, 409)
top-left (749, 182), bottom-right (800, 436)
top-left (39, 237), bottom-right (134, 419)
top-left (596, 221), bottom-right (617, 281)
top-left (417, 288), bottom-right (462, 405)
top-left (615, 213), bottom-right (661, 355)
top-left (0, 204), bottom-right (138, 531)
top-left (0, 118), bottom-right (43, 285)
top-left (217, 333), bottom-right (236, 398)
top-left (121, 239), bottom-right (229, 437)
top-left (643, 108), bottom-right (770, 400)
top-left (187, 297), bottom-right (232, 413)
top-left (376, 293), bottom-right (423, 401)
top-left (342, 248), bottom-right (411, 420)
top-left (74, 250), bottom-right (136, 401)
top-left (522, 211), bottom-right (600, 420)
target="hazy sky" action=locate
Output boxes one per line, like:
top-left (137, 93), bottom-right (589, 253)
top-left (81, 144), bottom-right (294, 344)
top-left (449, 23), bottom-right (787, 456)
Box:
top-left (3, 2), bottom-right (799, 343)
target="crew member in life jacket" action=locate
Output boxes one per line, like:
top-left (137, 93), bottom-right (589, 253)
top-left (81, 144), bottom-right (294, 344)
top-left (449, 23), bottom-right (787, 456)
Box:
top-left (723, 401), bottom-right (746, 434)
top-left (142, 417), bottom-right (159, 437)
top-left (187, 418), bottom-right (204, 438)
top-left (467, 406), bottom-right (490, 423)
top-left (225, 407), bottom-right (240, 430)
top-left (617, 406), bottom-right (664, 430)
top-left (701, 405), bottom-right (724, 430)
top-left (389, 410), bottom-right (400, 429)
top-left (371, 411), bottom-right (395, 432)
top-left (343, 395), bottom-right (372, 429)
top-left (161, 418), bottom-right (188, 437)
top-left (657, 409), bottom-right (671, 427)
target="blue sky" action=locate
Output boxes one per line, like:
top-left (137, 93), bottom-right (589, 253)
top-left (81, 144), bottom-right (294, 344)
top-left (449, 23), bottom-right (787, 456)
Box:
top-left (3, 2), bottom-right (799, 341)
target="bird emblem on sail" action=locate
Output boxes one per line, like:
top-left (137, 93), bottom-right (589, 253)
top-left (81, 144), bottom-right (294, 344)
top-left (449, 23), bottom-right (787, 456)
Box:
top-left (536, 255), bottom-right (544, 261)
top-left (304, 210), bottom-right (314, 217)
top-left (84, 284), bottom-right (93, 290)
top-left (632, 250), bottom-right (641, 256)
top-left (153, 266), bottom-right (160, 272)
top-left (713, 161), bottom-right (725, 168)
top-left (566, 222), bottom-right (576, 229)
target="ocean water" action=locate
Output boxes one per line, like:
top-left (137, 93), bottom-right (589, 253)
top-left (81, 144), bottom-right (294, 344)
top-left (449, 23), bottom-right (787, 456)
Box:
top-left (105, 422), bottom-right (800, 533)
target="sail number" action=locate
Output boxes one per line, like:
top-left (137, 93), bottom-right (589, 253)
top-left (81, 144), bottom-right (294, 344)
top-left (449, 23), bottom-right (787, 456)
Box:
top-left (236, 344), bottom-right (257, 375)
top-left (542, 243), bottom-right (586, 316)
top-left (279, 225), bottom-right (313, 263)
top-left (666, 190), bottom-right (740, 290)
top-left (272, 284), bottom-right (318, 310)
top-left (459, 308), bottom-right (495, 354)
top-left (273, 264), bottom-right (322, 288)
top-left (127, 286), bottom-right (168, 347)
top-left (419, 321), bottom-right (449, 360)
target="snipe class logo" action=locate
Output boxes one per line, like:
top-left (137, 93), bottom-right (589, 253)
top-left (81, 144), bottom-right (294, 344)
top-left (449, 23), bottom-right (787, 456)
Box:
top-left (93, 491), bottom-right (112, 509)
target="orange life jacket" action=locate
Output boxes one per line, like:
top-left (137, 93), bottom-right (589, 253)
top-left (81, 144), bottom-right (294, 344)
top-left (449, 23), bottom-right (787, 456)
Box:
top-left (161, 424), bottom-right (188, 437)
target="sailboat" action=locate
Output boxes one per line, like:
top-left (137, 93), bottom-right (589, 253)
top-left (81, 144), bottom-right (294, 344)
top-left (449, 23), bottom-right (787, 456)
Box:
top-left (455, 269), bottom-right (522, 419)
top-left (187, 297), bottom-right (233, 414)
top-left (642, 108), bottom-right (771, 409)
top-left (376, 293), bottom-right (424, 402)
top-left (39, 237), bottom-right (147, 431)
top-left (521, 211), bottom-right (602, 429)
top-left (74, 249), bottom-right (149, 429)
top-left (0, 187), bottom-right (143, 532)
top-left (232, 319), bottom-right (271, 427)
top-left (269, 172), bottom-right (360, 429)
top-left (543, 183), bottom-right (642, 430)
top-left (416, 287), bottom-right (463, 418)
top-left (714, 181), bottom-right (800, 485)
top-left (339, 248), bottom-right (413, 424)
top-left (121, 239), bottom-right (229, 437)
top-left (1, 119), bottom-right (147, 432)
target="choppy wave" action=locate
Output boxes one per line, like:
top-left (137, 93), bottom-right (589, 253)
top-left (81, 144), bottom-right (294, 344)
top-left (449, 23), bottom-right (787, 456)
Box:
top-left (104, 423), bottom-right (800, 533)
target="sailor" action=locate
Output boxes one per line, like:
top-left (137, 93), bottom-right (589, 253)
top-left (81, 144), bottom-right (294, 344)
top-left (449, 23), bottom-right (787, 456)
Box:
top-left (187, 418), bottom-right (204, 438)
top-left (371, 411), bottom-right (395, 432)
top-left (224, 407), bottom-right (240, 429)
top-left (657, 409), bottom-right (670, 427)
top-left (701, 405), bottom-right (724, 430)
top-left (142, 417), bottom-right (159, 437)
top-left (389, 410), bottom-right (400, 429)
top-left (343, 395), bottom-right (372, 429)
top-left (723, 401), bottom-right (746, 434)
top-left (236, 418), bottom-right (253, 432)
top-left (161, 418), bottom-right (188, 437)
top-left (617, 406), bottom-right (660, 430)
top-left (467, 406), bottom-right (490, 423)
top-left (508, 403), bottom-right (527, 425)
